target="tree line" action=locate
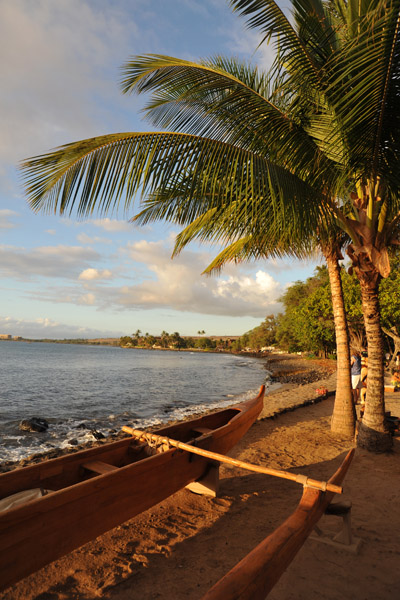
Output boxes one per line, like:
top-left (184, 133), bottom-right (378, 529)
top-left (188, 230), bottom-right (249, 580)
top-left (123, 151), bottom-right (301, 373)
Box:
top-left (120, 330), bottom-right (219, 351)
top-left (234, 255), bottom-right (400, 359)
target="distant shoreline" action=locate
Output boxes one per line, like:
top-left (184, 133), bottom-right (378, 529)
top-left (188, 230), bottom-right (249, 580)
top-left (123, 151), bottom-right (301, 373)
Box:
top-left (0, 337), bottom-right (269, 358)
top-left (0, 337), bottom-right (120, 346)
top-left (0, 335), bottom-right (240, 346)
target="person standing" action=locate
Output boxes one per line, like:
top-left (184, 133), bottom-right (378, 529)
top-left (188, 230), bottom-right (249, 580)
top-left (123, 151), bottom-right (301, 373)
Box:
top-left (360, 351), bottom-right (368, 413)
top-left (351, 350), bottom-right (362, 405)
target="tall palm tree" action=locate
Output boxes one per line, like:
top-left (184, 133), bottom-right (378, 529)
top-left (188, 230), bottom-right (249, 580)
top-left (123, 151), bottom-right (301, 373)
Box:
top-left (321, 242), bottom-right (355, 435)
top-left (21, 0), bottom-right (400, 451)
top-left (162, 206), bottom-right (355, 436)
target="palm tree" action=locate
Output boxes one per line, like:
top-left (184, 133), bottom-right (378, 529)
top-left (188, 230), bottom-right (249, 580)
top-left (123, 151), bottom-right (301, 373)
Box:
top-left (225, 0), bottom-right (400, 450)
top-left (20, 0), bottom-right (400, 451)
top-left (165, 200), bottom-right (354, 435)
top-left (160, 330), bottom-right (170, 348)
top-left (167, 191), bottom-right (355, 435)
top-left (321, 241), bottom-right (355, 434)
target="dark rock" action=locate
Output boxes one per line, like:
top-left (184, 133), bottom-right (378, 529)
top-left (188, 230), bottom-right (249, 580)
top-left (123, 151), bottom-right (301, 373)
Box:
top-left (19, 417), bottom-right (49, 433)
top-left (91, 429), bottom-right (105, 440)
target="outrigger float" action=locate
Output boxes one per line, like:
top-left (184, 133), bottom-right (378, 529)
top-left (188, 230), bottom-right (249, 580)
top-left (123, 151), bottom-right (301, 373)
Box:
top-left (202, 448), bottom-right (355, 600)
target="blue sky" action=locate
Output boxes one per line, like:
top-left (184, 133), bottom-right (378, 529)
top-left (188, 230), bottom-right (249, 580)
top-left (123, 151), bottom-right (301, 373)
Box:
top-left (0, 0), bottom-right (318, 339)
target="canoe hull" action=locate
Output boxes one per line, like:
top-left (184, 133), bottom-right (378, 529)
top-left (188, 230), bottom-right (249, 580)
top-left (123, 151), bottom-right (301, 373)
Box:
top-left (0, 386), bottom-right (264, 591)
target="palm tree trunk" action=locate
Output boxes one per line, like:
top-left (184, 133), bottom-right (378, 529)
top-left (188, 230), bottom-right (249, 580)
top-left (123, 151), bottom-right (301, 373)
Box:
top-left (324, 250), bottom-right (355, 437)
top-left (357, 275), bottom-right (392, 452)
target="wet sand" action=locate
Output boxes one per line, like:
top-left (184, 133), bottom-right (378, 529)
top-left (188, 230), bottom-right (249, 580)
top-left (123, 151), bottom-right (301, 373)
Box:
top-left (1, 355), bottom-right (399, 600)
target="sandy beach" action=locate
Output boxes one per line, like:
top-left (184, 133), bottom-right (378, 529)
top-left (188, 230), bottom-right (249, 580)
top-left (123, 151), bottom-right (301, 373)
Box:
top-left (1, 355), bottom-right (399, 600)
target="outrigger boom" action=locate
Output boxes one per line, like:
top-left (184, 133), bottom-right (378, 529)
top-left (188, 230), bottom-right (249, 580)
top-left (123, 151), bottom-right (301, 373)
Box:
top-left (122, 426), bottom-right (343, 494)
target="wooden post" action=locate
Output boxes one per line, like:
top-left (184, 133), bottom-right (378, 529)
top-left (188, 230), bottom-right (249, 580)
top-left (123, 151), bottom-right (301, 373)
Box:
top-left (186, 464), bottom-right (220, 497)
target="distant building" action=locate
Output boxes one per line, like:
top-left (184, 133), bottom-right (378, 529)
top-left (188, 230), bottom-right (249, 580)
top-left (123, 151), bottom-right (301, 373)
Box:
top-left (0, 334), bottom-right (11, 340)
top-left (13, 336), bottom-right (22, 341)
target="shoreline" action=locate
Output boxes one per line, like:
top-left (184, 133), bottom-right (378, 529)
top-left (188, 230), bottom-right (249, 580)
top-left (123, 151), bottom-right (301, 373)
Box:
top-left (0, 347), bottom-right (268, 469)
top-left (0, 354), bottom-right (336, 474)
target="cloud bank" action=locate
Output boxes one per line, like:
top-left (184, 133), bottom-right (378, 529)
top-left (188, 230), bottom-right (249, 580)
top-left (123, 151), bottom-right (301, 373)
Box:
top-left (1, 236), bottom-right (284, 317)
top-left (0, 315), bottom-right (121, 340)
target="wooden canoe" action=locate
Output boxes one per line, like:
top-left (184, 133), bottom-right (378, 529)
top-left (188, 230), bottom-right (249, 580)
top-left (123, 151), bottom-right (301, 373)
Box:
top-left (202, 447), bottom-right (355, 600)
top-left (0, 385), bottom-right (264, 592)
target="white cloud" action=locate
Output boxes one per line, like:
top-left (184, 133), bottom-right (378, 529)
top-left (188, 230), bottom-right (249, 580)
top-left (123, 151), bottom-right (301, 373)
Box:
top-left (78, 268), bottom-right (112, 281)
top-left (215, 271), bottom-right (281, 303)
top-left (0, 0), bottom-right (141, 165)
top-left (45, 229), bottom-right (57, 235)
top-left (0, 209), bottom-right (19, 229)
top-left (92, 218), bottom-right (133, 233)
top-left (35, 317), bottom-right (59, 328)
top-left (116, 239), bottom-right (283, 317)
top-left (0, 315), bottom-right (121, 339)
top-left (77, 232), bottom-right (112, 245)
top-left (0, 244), bottom-right (100, 280)
top-left (79, 293), bottom-right (96, 305)
top-left (17, 237), bottom-right (283, 317)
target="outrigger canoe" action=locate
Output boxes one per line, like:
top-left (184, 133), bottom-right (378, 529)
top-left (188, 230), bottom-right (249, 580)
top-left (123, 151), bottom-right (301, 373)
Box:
top-left (0, 385), bottom-right (265, 592)
top-left (202, 447), bottom-right (355, 600)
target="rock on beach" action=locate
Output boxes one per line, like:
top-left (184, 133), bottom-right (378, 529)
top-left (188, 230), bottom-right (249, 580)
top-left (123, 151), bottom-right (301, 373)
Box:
top-left (18, 417), bottom-right (49, 433)
top-left (261, 354), bottom-right (337, 419)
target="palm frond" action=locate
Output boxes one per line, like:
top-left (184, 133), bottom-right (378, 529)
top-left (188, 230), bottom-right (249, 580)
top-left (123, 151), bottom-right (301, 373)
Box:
top-left (120, 54), bottom-right (339, 188)
top-left (326, 2), bottom-right (400, 188)
top-left (202, 238), bottom-right (255, 276)
top-left (121, 55), bottom-right (275, 150)
top-left (199, 229), bottom-right (316, 275)
top-left (21, 131), bottom-right (329, 234)
top-left (135, 170), bottom-right (329, 263)
top-left (229, 0), bottom-right (338, 88)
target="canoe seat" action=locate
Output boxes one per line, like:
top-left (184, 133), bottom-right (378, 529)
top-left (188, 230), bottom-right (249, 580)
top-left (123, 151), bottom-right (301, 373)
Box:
top-left (82, 461), bottom-right (119, 475)
top-left (191, 427), bottom-right (212, 435)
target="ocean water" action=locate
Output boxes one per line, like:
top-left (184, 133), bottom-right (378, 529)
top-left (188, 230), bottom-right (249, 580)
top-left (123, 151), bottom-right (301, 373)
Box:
top-left (0, 342), bottom-right (274, 463)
